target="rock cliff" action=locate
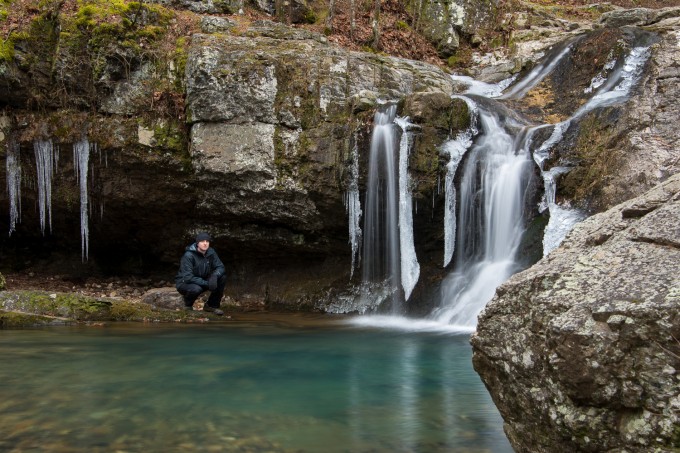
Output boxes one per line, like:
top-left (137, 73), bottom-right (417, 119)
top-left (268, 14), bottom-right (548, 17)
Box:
top-left (0, 1), bottom-right (461, 308)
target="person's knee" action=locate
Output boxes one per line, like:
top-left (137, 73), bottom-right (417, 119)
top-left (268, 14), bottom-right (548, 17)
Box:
top-left (179, 283), bottom-right (204, 298)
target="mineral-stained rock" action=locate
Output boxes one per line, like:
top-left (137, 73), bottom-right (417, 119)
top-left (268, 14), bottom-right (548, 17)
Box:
top-left (471, 173), bottom-right (680, 452)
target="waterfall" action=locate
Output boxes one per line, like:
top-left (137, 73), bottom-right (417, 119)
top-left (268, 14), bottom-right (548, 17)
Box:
top-left (34, 139), bottom-right (57, 235)
top-left (6, 138), bottom-right (21, 236)
top-left (357, 104), bottom-right (423, 312)
top-left (499, 40), bottom-right (578, 100)
top-left (345, 135), bottom-right (362, 280)
top-left (429, 41), bottom-right (652, 330)
top-left (441, 96), bottom-right (479, 267)
top-left (395, 117), bottom-right (419, 301)
top-left (73, 137), bottom-right (91, 262)
top-left (532, 45), bottom-right (651, 256)
top-left (432, 110), bottom-right (533, 327)
top-left (574, 46), bottom-right (651, 118)
top-left (361, 104), bottom-right (401, 310)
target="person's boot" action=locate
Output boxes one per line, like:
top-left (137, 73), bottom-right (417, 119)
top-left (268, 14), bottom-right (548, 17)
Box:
top-left (203, 305), bottom-right (224, 316)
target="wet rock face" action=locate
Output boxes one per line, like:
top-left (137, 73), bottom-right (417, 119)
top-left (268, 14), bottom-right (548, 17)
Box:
top-left (181, 31), bottom-right (457, 261)
top-left (0, 17), bottom-right (459, 306)
top-left (471, 173), bottom-right (680, 452)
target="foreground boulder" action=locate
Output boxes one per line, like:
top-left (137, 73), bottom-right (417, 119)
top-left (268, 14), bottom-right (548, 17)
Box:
top-left (471, 173), bottom-right (680, 452)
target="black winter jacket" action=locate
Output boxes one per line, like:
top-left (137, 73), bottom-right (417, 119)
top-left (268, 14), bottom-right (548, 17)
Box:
top-left (174, 243), bottom-right (225, 289)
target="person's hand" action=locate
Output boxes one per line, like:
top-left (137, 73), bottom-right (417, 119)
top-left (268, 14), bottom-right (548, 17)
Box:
top-left (208, 274), bottom-right (218, 291)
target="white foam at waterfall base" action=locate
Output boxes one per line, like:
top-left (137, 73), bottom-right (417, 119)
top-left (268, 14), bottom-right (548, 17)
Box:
top-left (395, 117), bottom-right (420, 301)
top-left (346, 314), bottom-right (475, 334)
top-left (73, 138), bottom-right (90, 261)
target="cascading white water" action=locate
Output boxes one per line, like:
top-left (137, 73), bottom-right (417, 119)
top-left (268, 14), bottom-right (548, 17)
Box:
top-left (34, 139), bottom-right (57, 235)
top-left (432, 110), bottom-right (533, 327)
top-left (441, 96), bottom-right (479, 267)
top-left (362, 105), bottom-right (402, 311)
top-left (6, 138), bottom-right (21, 236)
top-left (430, 41), bottom-right (653, 329)
top-left (499, 40), bottom-right (578, 100)
top-left (73, 137), bottom-right (91, 262)
top-left (532, 44), bottom-right (650, 255)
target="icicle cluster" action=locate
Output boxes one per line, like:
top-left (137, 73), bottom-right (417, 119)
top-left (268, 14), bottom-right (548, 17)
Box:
top-left (6, 138), bottom-right (21, 236)
top-left (73, 137), bottom-right (91, 262)
top-left (34, 139), bottom-right (57, 235)
top-left (345, 136), bottom-right (362, 280)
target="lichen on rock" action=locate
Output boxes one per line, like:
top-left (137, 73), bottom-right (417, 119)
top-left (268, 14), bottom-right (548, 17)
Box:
top-left (472, 173), bottom-right (680, 452)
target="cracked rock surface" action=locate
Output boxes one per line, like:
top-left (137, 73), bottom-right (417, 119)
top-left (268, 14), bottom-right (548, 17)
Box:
top-left (472, 173), bottom-right (680, 452)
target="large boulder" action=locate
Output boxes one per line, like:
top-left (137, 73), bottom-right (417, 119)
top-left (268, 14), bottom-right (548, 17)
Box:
top-left (471, 172), bottom-right (680, 452)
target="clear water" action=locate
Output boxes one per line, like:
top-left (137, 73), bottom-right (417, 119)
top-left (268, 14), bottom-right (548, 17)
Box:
top-left (0, 318), bottom-right (511, 452)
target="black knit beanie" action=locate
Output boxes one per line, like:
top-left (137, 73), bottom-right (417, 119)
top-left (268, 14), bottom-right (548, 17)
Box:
top-left (195, 232), bottom-right (212, 243)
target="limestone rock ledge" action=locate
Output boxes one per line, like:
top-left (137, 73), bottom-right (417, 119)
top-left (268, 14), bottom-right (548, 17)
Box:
top-left (471, 172), bottom-right (680, 452)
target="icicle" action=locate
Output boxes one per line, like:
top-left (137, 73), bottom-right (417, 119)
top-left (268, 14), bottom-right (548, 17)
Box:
top-left (346, 134), bottom-right (363, 280)
top-left (34, 139), bottom-right (56, 235)
top-left (442, 96), bottom-right (479, 268)
top-left (6, 138), bottom-right (21, 236)
top-left (73, 137), bottom-right (91, 262)
top-left (532, 121), bottom-right (569, 171)
top-left (542, 167), bottom-right (586, 256)
top-left (395, 116), bottom-right (420, 301)
top-left (575, 46), bottom-right (651, 117)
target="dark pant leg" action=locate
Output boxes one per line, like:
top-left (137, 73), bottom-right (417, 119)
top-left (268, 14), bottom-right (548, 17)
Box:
top-left (206, 274), bottom-right (227, 308)
top-left (177, 283), bottom-right (206, 307)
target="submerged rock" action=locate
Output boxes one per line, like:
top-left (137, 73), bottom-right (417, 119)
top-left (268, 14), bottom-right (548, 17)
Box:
top-left (471, 173), bottom-right (680, 452)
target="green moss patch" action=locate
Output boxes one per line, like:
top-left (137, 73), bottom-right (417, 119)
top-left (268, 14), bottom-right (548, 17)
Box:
top-left (0, 310), bottom-right (70, 328)
top-left (0, 290), bottom-right (224, 327)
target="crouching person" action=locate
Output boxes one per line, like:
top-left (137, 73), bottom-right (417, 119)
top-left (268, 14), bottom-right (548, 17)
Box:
top-left (175, 232), bottom-right (226, 315)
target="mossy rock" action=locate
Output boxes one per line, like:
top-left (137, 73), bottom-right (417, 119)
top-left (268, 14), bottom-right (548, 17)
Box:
top-left (0, 290), bottom-right (228, 326)
top-left (0, 310), bottom-right (70, 328)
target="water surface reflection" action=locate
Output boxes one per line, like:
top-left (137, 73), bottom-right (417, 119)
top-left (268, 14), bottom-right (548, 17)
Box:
top-left (1, 319), bottom-right (511, 452)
